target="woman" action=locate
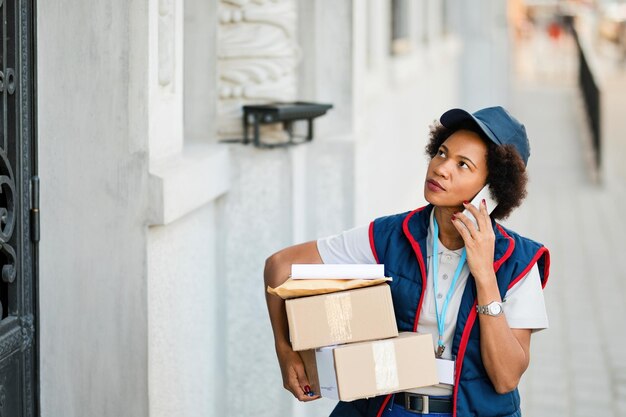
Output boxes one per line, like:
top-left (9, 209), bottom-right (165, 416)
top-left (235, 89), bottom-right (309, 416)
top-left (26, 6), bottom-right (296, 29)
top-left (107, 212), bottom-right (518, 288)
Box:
top-left (264, 106), bottom-right (550, 417)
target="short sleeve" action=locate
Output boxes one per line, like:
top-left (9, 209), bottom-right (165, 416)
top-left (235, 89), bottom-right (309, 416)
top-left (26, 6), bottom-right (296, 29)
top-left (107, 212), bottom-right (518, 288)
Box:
top-left (316, 225), bottom-right (377, 264)
top-left (502, 264), bottom-right (549, 331)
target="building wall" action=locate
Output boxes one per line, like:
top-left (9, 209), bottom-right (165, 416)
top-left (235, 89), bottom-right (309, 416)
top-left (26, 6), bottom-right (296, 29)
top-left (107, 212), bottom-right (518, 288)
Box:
top-left (353, 0), bottom-right (461, 223)
top-left (147, 0), bottom-right (228, 416)
top-left (452, 0), bottom-right (512, 110)
top-left (148, 204), bottom-right (219, 417)
top-left (37, 1), bottom-right (150, 416)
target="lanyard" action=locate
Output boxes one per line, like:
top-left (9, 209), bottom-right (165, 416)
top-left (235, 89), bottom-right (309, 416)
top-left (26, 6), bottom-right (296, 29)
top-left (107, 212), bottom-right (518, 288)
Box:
top-left (432, 217), bottom-right (466, 358)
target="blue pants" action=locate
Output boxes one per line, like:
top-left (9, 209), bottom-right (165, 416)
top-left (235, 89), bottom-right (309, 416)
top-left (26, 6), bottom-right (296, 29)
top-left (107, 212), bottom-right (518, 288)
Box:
top-left (379, 394), bottom-right (452, 417)
top-left (329, 395), bottom-right (452, 417)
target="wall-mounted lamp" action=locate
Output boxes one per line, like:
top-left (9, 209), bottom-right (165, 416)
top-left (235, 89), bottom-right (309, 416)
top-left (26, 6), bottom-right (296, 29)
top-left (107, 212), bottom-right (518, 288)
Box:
top-left (242, 101), bottom-right (333, 148)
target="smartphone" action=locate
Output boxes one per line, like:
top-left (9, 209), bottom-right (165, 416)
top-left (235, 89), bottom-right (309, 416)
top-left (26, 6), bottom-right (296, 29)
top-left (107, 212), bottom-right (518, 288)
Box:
top-left (462, 185), bottom-right (498, 229)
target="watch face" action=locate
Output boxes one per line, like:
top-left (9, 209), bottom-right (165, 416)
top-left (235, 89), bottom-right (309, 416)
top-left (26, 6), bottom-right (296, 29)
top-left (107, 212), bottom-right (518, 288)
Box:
top-left (488, 303), bottom-right (503, 315)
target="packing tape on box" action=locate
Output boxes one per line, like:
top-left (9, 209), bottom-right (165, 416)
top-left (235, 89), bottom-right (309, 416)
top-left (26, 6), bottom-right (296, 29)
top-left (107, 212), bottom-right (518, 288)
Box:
top-left (324, 292), bottom-right (353, 342)
top-left (372, 340), bottom-right (400, 391)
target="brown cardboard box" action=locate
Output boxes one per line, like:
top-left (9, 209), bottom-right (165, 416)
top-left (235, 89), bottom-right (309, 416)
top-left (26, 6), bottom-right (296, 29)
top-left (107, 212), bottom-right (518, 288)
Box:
top-left (303, 332), bottom-right (438, 401)
top-left (286, 284), bottom-right (398, 351)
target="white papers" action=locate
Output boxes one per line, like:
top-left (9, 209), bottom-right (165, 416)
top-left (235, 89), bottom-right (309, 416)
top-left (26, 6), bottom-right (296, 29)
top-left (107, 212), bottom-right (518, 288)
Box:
top-left (315, 347), bottom-right (339, 399)
top-left (436, 358), bottom-right (455, 385)
top-left (291, 264), bottom-right (385, 280)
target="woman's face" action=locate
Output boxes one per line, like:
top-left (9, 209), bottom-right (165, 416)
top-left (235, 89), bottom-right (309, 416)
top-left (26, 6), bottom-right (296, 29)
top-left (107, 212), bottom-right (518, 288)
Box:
top-left (424, 129), bottom-right (489, 209)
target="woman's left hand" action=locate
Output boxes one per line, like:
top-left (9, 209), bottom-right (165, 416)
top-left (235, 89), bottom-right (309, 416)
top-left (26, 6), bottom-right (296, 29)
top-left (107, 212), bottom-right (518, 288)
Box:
top-left (451, 199), bottom-right (495, 282)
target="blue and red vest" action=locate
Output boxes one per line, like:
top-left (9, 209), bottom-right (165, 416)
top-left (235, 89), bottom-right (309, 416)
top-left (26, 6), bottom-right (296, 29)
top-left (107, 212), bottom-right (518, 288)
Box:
top-left (361, 205), bottom-right (550, 417)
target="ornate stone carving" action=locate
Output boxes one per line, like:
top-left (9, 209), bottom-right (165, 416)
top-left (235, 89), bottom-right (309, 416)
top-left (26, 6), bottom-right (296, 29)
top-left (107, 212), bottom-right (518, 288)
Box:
top-left (217, 0), bottom-right (300, 138)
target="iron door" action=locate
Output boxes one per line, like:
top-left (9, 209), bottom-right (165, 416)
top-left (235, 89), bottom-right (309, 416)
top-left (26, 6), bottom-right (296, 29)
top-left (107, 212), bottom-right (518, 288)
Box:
top-left (0, 0), bottom-right (38, 416)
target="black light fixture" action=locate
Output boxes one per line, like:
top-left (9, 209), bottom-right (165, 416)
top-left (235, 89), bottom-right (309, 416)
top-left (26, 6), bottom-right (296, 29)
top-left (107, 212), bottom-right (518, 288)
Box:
top-left (241, 101), bottom-right (333, 148)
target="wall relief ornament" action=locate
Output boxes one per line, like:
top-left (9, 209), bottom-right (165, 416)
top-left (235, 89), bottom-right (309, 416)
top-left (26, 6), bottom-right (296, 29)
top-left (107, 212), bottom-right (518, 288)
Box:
top-left (217, 0), bottom-right (300, 140)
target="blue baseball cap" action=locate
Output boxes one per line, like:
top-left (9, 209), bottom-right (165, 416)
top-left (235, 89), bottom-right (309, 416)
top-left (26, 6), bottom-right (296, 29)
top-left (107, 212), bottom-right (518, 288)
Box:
top-left (440, 106), bottom-right (530, 166)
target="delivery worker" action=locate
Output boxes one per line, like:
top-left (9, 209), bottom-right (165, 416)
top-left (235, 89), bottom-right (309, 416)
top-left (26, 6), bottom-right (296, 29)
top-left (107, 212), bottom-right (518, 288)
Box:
top-left (264, 106), bottom-right (549, 417)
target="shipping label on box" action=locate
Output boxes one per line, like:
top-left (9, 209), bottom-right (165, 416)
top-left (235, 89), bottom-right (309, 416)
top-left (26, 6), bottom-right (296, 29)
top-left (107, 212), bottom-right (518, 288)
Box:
top-left (314, 347), bottom-right (337, 398)
top-left (286, 284), bottom-right (398, 351)
top-left (305, 333), bottom-right (438, 401)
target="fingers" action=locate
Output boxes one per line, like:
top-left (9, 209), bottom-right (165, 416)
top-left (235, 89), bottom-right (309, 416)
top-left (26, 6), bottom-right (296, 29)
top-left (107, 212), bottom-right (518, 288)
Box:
top-left (476, 198), bottom-right (491, 229)
top-left (286, 362), bottom-right (320, 402)
top-left (302, 385), bottom-right (320, 401)
top-left (461, 200), bottom-right (490, 232)
top-left (295, 361), bottom-right (319, 401)
top-left (453, 199), bottom-right (494, 243)
top-left (279, 348), bottom-right (321, 402)
top-left (451, 212), bottom-right (473, 243)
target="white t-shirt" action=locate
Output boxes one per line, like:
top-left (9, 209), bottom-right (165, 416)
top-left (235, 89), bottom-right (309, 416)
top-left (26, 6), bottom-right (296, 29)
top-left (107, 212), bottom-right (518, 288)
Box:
top-left (316, 210), bottom-right (548, 395)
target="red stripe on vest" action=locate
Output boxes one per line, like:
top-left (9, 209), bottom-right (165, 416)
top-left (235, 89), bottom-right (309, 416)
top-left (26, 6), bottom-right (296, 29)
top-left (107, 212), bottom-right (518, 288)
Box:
top-left (402, 206), bottom-right (428, 332)
top-left (452, 224), bottom-right (515, 417)
top-left (494, 224), bottom-right (515, 271)
top-left (369, 221), bottom-right (380, 264)
top-left (540, 247), bottom-right (550, 289)
top-left (507, 246), bottom-right (551, 290)
top-left (452, 301), bottom-right (478, 417)
top-left (376, 394), bottom-right (392, 417)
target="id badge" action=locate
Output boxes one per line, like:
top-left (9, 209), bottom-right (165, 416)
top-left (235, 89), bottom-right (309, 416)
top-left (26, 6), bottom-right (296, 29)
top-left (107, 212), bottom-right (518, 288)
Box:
top-left (436, 357), bottom-right (455, 385)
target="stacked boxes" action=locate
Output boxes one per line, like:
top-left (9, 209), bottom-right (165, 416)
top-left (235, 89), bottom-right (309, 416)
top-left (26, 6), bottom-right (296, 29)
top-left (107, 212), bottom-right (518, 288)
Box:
top-left (285, 284), bottom-right (397, 351)
top-left (285, 283), bottom-right (438, 401)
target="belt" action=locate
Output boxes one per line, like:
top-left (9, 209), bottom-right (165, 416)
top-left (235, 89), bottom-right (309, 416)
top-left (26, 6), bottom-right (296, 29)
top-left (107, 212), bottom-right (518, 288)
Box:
top-left (393, 393), bottom-right (453, 414)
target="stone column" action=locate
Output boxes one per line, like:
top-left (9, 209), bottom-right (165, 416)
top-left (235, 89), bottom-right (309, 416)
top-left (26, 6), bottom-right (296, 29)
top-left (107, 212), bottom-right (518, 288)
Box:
top-left (147, 2), bottom-right (230, 417)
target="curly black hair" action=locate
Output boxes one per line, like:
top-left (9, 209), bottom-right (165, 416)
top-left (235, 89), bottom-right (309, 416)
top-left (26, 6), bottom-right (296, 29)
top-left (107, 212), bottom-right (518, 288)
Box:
top-left (425, 121), bottom-right (528, 220)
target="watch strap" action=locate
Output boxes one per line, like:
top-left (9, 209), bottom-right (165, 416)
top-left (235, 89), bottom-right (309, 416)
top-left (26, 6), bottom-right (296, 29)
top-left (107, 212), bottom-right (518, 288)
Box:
top-left (476, 301), bottom-right (503, 316)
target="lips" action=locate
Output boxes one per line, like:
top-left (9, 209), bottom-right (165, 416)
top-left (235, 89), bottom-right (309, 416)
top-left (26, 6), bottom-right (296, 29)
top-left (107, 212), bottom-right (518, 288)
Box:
top-left (426, 179), bottom-right (446, 192)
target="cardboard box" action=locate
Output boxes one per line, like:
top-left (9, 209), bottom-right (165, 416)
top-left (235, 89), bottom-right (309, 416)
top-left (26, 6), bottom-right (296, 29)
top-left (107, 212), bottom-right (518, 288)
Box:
top-left (302, 333), bottom-right (438, 401)
top-left (286, 284), bottom-right (397, 351)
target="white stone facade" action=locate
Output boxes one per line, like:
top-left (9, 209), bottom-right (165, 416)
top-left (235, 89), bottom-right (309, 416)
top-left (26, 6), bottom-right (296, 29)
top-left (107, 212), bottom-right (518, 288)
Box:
top-left (36, 1), bottom-right (509, 416)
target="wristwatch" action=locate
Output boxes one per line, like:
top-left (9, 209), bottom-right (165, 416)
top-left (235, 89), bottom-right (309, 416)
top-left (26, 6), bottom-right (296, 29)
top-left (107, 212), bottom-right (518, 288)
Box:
top-left (476, 301), bottom-right (504, 316)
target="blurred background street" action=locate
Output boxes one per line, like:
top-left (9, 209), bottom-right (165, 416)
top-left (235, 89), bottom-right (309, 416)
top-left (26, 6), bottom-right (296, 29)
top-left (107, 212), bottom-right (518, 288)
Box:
top-left (509, 7), bottom-right (626, 416)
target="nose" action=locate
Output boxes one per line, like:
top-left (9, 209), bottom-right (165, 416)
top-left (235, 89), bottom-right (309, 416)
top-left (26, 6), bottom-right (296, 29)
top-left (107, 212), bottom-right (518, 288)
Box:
top-left (433, 159), bottom-right (452, 179)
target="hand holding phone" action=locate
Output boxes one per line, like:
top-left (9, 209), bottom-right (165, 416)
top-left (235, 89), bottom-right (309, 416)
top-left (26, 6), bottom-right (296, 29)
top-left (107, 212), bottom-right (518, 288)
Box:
top-left (462, 185), bottom-right (498, 229)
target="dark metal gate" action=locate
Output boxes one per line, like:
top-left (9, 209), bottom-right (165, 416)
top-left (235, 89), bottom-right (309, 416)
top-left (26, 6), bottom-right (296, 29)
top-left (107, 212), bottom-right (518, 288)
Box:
top-left (0, 0), bottom-right (38, 416)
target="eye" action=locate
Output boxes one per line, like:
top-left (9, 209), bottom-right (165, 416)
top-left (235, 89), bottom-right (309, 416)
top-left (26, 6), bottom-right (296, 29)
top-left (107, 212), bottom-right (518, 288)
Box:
top-left (437, 149), bottom-right (446, 158)
top-left (458, 161), bottom-right (470, 169)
